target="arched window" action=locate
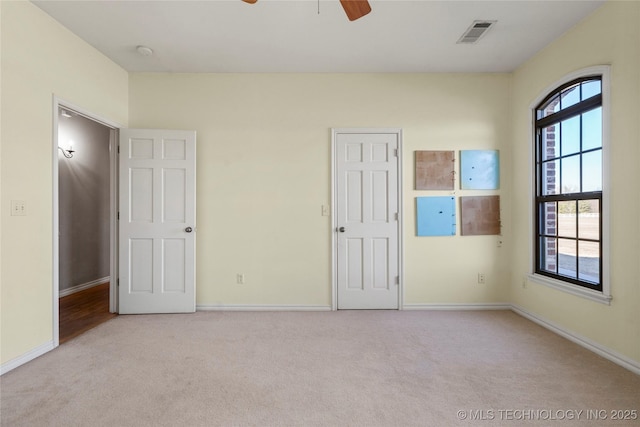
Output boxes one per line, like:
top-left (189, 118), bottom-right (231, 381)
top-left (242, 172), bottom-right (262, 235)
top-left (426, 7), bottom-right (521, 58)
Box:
top-left (534, 75), bottom-right (604, 291)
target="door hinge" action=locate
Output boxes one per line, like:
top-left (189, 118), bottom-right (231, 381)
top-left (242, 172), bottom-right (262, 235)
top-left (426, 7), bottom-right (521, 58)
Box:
top-left (117, 145), bottom-right (120, 154)
top-left (394, 148), bottom-right (398, 157)
top-left (117, 212), bottom-right (120, 220)
top-left (395, 276), bottom-right (400, 285)
top-left (117, 278), bottom-right (119, 287)
top-left (394, 212), bottom-right (398, 221)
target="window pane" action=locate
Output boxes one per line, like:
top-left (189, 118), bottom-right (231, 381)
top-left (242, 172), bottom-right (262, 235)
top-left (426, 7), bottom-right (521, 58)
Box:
top-left (558, 202), bottom-right (576, 238)
top-left (578, 241), bottom-right (600, 284)
top-left (561, 116), bottom-right (580, 156)
top-left (540, 236), bottom-right (557, 273)
top-left (581, 80), bottom-right (601, 100)
top-left (541, 202), bottom-right (557, 236)
top-left (582, 107), bottom-right (602, 151)
top-left (542, 160), bottom-right (559, 195)
top-left (582, 150), bottom-right (602, 192)
top-left (541, 124), bottom-right (559, 161)
top-left (561, 84), bottom-right (580, 109)
top-left (558, 238), bottom-right (577, 279)
top-left (561, 155), bottom-right (580, 194)
top-left (538, 94), bottom-right (560, 118)
top-left (578, 200), bottom-right (600, 240)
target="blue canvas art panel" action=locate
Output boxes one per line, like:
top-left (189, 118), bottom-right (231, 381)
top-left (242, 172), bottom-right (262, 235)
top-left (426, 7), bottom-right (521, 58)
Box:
top-left (460, 150), bottom-right (500, 190)
top-left (416, 196), bottom-right (456, 236)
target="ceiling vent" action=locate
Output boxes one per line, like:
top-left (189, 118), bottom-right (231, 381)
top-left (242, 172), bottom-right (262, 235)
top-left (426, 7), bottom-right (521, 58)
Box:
top-left (457, 20), bottom-right (497, 44)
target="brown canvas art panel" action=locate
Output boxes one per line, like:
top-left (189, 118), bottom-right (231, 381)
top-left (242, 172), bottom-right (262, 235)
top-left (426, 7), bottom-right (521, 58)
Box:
top-left (460, 196), bottom-right (501, 235)
top-left (415, 150), bottom-right (455, 190)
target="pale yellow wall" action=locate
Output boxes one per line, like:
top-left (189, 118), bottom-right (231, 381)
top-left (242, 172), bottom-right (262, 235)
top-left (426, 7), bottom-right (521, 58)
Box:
top-left (511, 1), bottom-right (640, 362)
top-left (129, 73), bottom-right (512, 307)
top-left (0, 1), bottom-right (128, 364)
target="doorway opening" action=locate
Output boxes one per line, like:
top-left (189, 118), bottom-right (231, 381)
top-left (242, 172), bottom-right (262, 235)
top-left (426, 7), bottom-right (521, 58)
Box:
top-left (53, 99), bottom-right (120, 346)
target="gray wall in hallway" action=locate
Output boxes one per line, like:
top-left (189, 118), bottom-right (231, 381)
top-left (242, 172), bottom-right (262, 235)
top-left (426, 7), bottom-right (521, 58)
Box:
top-left (58, 110), bottom-right (110, 291)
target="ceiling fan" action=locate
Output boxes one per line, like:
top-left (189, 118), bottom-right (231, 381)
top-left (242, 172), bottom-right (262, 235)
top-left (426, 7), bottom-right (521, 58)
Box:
top-left (241, 0), bottom-right (372, 22)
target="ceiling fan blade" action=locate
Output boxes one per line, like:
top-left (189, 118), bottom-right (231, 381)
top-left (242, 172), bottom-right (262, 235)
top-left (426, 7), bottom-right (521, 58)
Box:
top-left (241, 0), bottom-right (258, 4)
top-left (339, 0), bottom-right (371, 21)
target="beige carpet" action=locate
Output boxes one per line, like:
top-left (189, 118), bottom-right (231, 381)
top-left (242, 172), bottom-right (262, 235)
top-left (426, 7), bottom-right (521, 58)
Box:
top-left (1, 310), bottom-right (638, 426)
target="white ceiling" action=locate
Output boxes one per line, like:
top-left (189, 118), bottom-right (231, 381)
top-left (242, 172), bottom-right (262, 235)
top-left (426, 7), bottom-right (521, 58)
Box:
top-left (32, 0), bottom-right (605, 73)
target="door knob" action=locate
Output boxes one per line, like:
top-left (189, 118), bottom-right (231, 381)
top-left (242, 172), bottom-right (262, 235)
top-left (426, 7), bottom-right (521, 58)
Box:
top-left (185, 227), bottom-right (193, 233)
top-left (338, 227), bottom-right (345, 233)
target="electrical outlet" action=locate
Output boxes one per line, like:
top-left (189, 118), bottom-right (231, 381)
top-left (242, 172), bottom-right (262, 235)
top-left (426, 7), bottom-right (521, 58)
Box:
top-left (11, 200), bottom-right (26, 216)
top-left (236, 273), bottom-right (245, 284)
top-left (477, 273), bottom-right (486, 284)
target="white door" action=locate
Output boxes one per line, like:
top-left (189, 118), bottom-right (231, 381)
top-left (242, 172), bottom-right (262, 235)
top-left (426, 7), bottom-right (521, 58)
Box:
top-left (334, 130), bottom-right (400, 309)
top-left (119, 129), bottom-right (196, 314)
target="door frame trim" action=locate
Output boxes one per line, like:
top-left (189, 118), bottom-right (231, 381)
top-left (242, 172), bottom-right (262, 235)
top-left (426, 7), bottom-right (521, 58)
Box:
top-left (330, 128), bottom-right (404, 310)
top-left (52, 96), bottom-right (121, 347)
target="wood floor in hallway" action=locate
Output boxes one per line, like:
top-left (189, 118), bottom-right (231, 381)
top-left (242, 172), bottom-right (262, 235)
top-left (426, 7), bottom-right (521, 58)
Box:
top-left (59, 282), bottom-right (117, 344)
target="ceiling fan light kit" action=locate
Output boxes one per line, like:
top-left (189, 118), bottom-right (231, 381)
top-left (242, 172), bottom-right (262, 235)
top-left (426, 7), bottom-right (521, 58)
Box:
top-left (241, 0), bottom-right (371, 21)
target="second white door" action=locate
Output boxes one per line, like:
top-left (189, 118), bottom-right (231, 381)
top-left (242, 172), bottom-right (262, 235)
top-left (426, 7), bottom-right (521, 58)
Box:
top-left (334, 129), bottom-right (401, 309)
top-left (119, 129), bottom-right (196, 314)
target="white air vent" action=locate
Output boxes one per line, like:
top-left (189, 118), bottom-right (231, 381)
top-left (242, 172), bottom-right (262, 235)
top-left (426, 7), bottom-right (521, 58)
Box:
top-left (457, 20), bottom-right (497, 44)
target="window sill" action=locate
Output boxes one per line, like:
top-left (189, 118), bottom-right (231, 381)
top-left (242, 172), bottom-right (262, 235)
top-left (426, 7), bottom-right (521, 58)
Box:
top-left (527, 273), bottom-right (611, 305)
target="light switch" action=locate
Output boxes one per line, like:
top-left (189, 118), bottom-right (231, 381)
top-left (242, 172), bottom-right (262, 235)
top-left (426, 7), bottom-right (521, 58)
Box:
top-left (321, 205), bottom-right (330, 217)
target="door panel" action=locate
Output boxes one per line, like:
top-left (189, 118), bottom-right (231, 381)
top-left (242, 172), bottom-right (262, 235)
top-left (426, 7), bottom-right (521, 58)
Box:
top-left (130, 239), bottom-right (153, 293)
top-left (119, 129), bottom-right (196, 314)
top-left (335, 131), bottom-right (400, 309)
top-left (346, 238), bottom-right (364, 290)
top-left (371, 171), bottom-right (389, 222)
top-left (163, 169), bottom-right (186, 222)
top-left (372, 238), bottom-right (389, 289)
top-left (346, 171), bottom-right (363, 222)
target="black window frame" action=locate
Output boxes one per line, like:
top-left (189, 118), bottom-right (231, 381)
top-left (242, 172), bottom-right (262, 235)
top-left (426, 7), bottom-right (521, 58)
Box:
top-left (534, 76), bottom-right (603, 292)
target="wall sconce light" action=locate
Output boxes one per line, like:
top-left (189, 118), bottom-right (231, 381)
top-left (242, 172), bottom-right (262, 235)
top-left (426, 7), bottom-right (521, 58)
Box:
top-left (59, 141), bottom-right (75, 158)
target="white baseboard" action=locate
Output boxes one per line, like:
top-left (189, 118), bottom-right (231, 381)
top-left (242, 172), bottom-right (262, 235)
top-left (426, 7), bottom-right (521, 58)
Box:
top-left (0, 341), bottom-right (55, 376)
top-left (511, 304), bottom-right (640, 376)
top-left (403, 303), bottom-right (512, 310)
top-left (59, 276), bottom-right (110, 298)
top-left (197, 304), bottom-right (332, 311)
